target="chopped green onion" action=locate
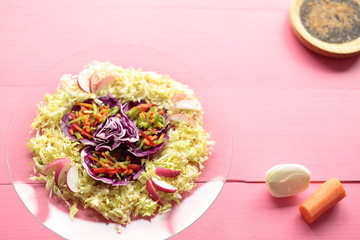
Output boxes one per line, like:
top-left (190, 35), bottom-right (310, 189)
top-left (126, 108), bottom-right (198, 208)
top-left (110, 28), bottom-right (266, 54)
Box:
top-left (74, 132), bottom-right (82, 139)
top-left (67, 115), bottom-right (88, 124)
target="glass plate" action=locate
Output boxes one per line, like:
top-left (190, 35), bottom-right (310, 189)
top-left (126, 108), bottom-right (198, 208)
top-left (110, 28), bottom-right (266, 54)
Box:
top-left (6, 45), bottom-right (232, 240)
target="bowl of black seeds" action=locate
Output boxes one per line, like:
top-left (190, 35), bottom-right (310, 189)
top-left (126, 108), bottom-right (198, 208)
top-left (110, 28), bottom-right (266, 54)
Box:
top-left (290, 0), bottom-right (360, 57)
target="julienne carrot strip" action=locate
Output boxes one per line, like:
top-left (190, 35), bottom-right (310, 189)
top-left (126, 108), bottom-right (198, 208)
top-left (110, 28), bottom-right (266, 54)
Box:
top-left (127, 164), bottom-right (142, 171)
top-left (299, 178), bottom-right (346, 224)
top-left (139, 131), bottom-right (157, 147)
top-left (150, 135), bottom-right (158, 140)
top-left (88, 155), bottom-right (108, 168)
top-left (100, 108), bottom-right (108, 115)
top-left (101, 152), bottom-right (115, 166)
top-left (123, 169), bottom-right (133, 175)
top-left (75, 102), bottom-right (93, 109)
top-left (158, 133), bottom-right (165, 142)
top-left (95, 113), bottom-right (103, 122)
top-left (71, 123), bottom-right (93, 139)
top-left (136, 103), bottom-right (155, 110)
top-left (80, 106), bottom-right (88, 113)
top-left (143, 138), bottom-right (150, 146)
top-left (93, 167), bottom-right (123, 174)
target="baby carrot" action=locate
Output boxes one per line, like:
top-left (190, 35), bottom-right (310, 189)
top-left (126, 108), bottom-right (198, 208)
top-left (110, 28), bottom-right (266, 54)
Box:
top-left (299, 178), bottom-right (346, 224)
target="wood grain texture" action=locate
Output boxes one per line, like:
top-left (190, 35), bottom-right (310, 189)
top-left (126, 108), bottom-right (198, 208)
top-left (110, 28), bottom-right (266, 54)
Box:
top-left (1, 183), bottom-right (359, 239)
top-left (173, 182), bottom-right (360, 240)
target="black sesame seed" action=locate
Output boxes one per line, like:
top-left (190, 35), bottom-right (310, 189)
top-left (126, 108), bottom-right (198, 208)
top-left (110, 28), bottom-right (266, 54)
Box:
top-left (300, 0), bottom-right (360, 43)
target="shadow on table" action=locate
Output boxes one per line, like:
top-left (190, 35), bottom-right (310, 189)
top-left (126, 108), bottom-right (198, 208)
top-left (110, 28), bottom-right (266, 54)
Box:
top-left (284, 16), bottom-right (360, 72)
top-left (301, 205), bottom-right (341, 231)
top-left (266, 192), bottom-right (303, 208)
top-left (309, 54), bottom-right (360, 73)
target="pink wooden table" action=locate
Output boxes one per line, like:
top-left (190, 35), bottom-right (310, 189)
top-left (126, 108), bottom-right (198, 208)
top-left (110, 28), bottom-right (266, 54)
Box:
top-left (1, 0), bottom-right (360, 239)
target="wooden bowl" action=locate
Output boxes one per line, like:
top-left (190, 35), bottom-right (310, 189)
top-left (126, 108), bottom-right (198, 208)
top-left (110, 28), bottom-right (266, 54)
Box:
top-left (289, 0), bottom-right (360, 58)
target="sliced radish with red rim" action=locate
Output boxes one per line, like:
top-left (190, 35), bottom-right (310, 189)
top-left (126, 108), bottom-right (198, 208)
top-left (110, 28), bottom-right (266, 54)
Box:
top-left (77, 69), bottom-right (92, 93)
top-left (155, 167), bottom-right (181, 178)
top-left (54, 162), bottom-right (72, 188)
top-left (45, 158), bottom-right (71, 174)
top-left (94, 75), bottom-right (116, 93)
top-left (151, 177), bottom-right (178, 193)
top-left (66, 166), bottom-right (79, 193)
top-left (146, 180), bottom-right (162, 205)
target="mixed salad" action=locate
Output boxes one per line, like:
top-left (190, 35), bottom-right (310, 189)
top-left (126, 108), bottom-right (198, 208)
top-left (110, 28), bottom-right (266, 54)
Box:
top-left (28, 61), bottom-right (213, 225)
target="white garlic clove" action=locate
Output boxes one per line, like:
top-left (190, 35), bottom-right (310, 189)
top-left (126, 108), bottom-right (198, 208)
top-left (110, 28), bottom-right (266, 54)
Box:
top-left (265, 164), bottom-right (311, 198)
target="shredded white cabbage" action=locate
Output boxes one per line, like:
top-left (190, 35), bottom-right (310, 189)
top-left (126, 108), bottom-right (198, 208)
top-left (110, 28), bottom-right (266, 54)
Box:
top-left (27, 61), bottom-right (213, 225)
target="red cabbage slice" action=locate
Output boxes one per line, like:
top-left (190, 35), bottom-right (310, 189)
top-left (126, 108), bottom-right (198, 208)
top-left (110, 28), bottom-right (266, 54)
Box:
top-left (61, 94), bottom-right (139, 150)
top-left (61, 99), bottom-right (91, 141)
top-left (93, 115), bottom-right (139, 152)
top-left (81, 147), bottom-right (145, 186)
top-left (128, 131), bottom-right (170, 157)
top-left (124, 101), bottom-right (170, 157)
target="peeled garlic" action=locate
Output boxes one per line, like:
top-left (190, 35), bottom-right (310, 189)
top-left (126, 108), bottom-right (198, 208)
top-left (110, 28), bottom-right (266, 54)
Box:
top-left (265, 164), bottom-right (311, 198)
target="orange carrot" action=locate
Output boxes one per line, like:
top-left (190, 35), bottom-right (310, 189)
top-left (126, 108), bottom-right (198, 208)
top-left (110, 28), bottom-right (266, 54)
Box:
top-left (100, 108), bottom-right (108, 115)
top-left (88, 155), bottom-right (108, 168)
top-left (71, 123), bottom-right (93, 139)
top-left (93, 167), bottom-right (123, 174)
top-left (140, 112), bottom-right (146, 119)
top-left (140, 131), bottom-right (156, 147)
top-left (101, 152), bottom-right (115, 166)
top-left (299, 178), bottom-right (346, 224)
top-left (150, 135), bottom-right (158, 140)
top-left (158, 133), bottom-right (165, 142)
top-left (143, 138), bottom-right (150, 145)
top-left (127, 164), bottom-right (142, 171)
top-left (136, 103), bottom-right (155, 110)
top-left (75, 102), bottom-right (93, 109)
top-left (85, 126), bottom-right (91, 133)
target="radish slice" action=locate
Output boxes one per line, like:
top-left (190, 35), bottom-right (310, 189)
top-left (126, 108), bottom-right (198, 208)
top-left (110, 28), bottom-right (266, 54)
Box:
top-left (170, 114), bottom-right (190, 123)
top-left (66, 166), bottom-right (79, 193)
top-left (77, 69), bottom-right (92, 93)
top-left (172, 93), bottom-right (187, 103)
top-left (155, 167), bottom-right (181, 178)
top-left (94, 75), bottom-right (116, 93)
top-left (151, 177), bottom-right (178, 193)
top-left (45, 158), bottom-right (71, 174)
top-left (55, 162), bottom-right (72, 188)
top-left (146, 180), bottom-right (162, 205)
top-left (89, 72), bottom-right (99, 93)
top-left (175, 100), bottom-right (201, 111)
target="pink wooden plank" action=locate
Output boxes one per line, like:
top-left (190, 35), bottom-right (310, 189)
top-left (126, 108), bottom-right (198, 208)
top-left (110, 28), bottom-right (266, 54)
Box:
top-left (0, 184), bottom-right (63, 240)
top-left (222, 88), bottom-right (360, 182)
top-left (0, 87), bottom-right (27, 184)
top-left (0, 0), bottom-right (359, 239)
top-left (2, 182), bottom-right (359, 239)
top-left (0, 0), bottom-right (318, 89)
top-left (1, 0), bottom-right (360, 184)
top-left (174, 182), bottom-right (360, 240)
